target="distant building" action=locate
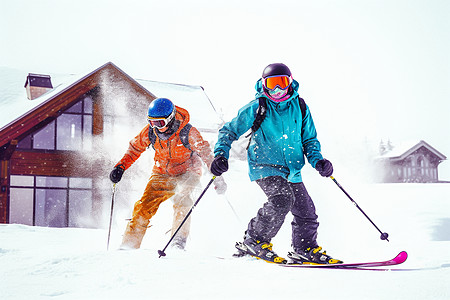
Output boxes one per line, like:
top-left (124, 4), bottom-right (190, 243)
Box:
top-left (0, 62), bottom-right (220, 228)
top-left (374, 140), bottom-right (447, 183)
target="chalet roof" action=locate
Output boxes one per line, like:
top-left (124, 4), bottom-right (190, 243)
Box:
top-left (0, 67), bottom-right (80, 131)
top-left (377, 140), bottom-right (447, 161)
top-left (0, 63), bottom-right (221, 147)
top-left (136, 79), bottom-right (219, 131)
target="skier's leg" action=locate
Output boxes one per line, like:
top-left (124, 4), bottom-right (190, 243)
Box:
top-left (120, 213), bottom-right (149, 250)
top-left (120, 174), bottom-right (176, 249)
top-left (170, 172), bottom-right (201, 249)
top-left (246, 176), bottom-right (294, 242)
top-left (290, 182), bottom-right (319, 251)
top-left (288, 183), bottom-right (343, 264)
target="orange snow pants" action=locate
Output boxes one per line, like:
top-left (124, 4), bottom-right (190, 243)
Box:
top-left (120, 172), bottom-right (201, 249)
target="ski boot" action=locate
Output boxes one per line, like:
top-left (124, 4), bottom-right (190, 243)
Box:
top-left (234, 235), bottom-right (287, 264)
top-left (287, 246), bottom-right (343, 265)
top-left (171, 236), bottom-right (187, 250)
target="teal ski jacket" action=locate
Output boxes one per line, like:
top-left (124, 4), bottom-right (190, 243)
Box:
top-left (214, 79), bottom-right (324, 183)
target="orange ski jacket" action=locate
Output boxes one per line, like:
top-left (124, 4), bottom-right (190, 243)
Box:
top-left (115, 106), bottom-right (214, 176)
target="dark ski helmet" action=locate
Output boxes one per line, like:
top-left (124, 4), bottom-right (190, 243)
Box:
top-left (261, 63), bottom-right (293, 102)
top-left (147, 98), bottom-right (176, 128)
top-left (262, 63), bottom-right (292, 78)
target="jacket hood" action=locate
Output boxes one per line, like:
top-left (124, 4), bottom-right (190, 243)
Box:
top-left (174, 105), bottom-right (190, 128)
top-left (254, 78), bottom-right (300, 103)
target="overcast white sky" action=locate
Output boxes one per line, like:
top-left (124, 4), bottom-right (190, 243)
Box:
top-left (1, 0), bottom-right (449, 176)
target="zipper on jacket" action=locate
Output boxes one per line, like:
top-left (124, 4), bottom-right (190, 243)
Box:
top-left (166, 139), bottom-right (172, 171)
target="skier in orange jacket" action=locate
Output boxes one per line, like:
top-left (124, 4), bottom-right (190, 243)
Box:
top-left (109, 98), bottom-right (226, 250)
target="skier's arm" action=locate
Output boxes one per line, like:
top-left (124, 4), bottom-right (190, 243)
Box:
top-left (214, 101), bottom-right (256, 159)
top-left (300, 105), bottom-right (323, 168)
top-left (189, 126), bottom-right (228, 193)
top-left (188, 126), bottom-right (214, 169)
top-left (115, 125), bottom-right (151, 170)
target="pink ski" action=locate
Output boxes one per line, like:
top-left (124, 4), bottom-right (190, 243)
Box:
top-left (284, 251), bottom-right (408, 269)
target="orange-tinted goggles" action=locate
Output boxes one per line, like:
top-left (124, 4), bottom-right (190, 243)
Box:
top-left (263, 75), bottom-right (292, 91)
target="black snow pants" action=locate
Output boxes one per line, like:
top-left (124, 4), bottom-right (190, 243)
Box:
top-left (247, 176), bottom-right (319, 251)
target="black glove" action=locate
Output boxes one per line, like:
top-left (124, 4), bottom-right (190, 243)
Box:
top-left (109, 165), bottom-right (125, 183)
top-left (315, 159), bottom-right (333, 177)
top-left (210, 156), bottom-right (229, 176)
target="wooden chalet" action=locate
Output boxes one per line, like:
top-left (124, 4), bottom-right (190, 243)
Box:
top-left (374, 140), bottom-right (447, 183)
top-left (0, 62), bottom-right (220, 228)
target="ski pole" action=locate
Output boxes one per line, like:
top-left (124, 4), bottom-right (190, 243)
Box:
top-left (158, 176), bottom-right (216, 258)
top-left (223, 195), bottom-right (242, 224)
top-left (107, 183), bottom-right (117, 250)
top-left (330, 176), bottom-right (389, 242)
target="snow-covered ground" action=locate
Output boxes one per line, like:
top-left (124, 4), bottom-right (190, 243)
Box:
top-left (1, 159), bottom-right (450, 300)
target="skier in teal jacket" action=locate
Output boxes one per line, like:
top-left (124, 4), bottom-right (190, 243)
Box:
top-left (214, 75), bottom-right (322, 183)
top-left (211, 63), bottom-right (342, 265)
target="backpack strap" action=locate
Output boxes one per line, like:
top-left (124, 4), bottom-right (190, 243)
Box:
top-left (245, 97), bottom-right (266, 138)
top-left (245, 97), bottom-right (266, 149)
top-left (250, 97), bottom-right (267, 134)
top-left (179, 123), bottom-right (192, 151)
top-left (298, 97), bottom-right (307, 120)
top-left (148, 127), bottom-right (157, 149)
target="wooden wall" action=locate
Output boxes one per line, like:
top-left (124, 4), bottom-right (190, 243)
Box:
top-left (0, 160), bottom-right (8, 223)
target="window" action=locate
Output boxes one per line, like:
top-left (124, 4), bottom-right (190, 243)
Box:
top-left (10, 175), bottom-right (34, 186)
top-left (57, 114), bottom-right (82, 150)
top-left (37, 176), bottom-right (68, 188)
top-left (418, 157), bottom-right (425, 175)
top-left (35, 189), bottom-right (67, 227)
top-left (17, 95), bottom-right (93, 151)
top-left (69, 190), bottom-right (93, 227)
top-left (68, 177), bottom-right (93, 227)
top-left (9, 188), bottom-right (34, 226)
top-left (33, 121), bottom-right (55, 149)
top-left (9, 175), bottom-right (93, 228)
top-left (9, 175), bottom-right (34, 225)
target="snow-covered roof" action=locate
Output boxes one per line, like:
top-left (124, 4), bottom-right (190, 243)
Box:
top-left (377, 140), bottom-right (446, 161)
top-left (136, 79), bottom-right (220, 131)
top-left (0, 64), bottom-right (221, 134)
top-left (0, 67), bottom-right (79, 130)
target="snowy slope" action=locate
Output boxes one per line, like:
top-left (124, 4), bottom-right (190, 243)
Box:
top-left (2, 159), bottom-right (450, 300)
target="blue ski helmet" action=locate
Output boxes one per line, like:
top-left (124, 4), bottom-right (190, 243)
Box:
top-left (148, 98), bottom-right (175, 118)
top-left (147, 98), bottom-right (176, 128)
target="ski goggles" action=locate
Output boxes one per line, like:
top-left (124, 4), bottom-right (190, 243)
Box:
top-left (263, 75), bottom-right (292, 91)
top-left (147, 110), bottom-right (175, 129)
